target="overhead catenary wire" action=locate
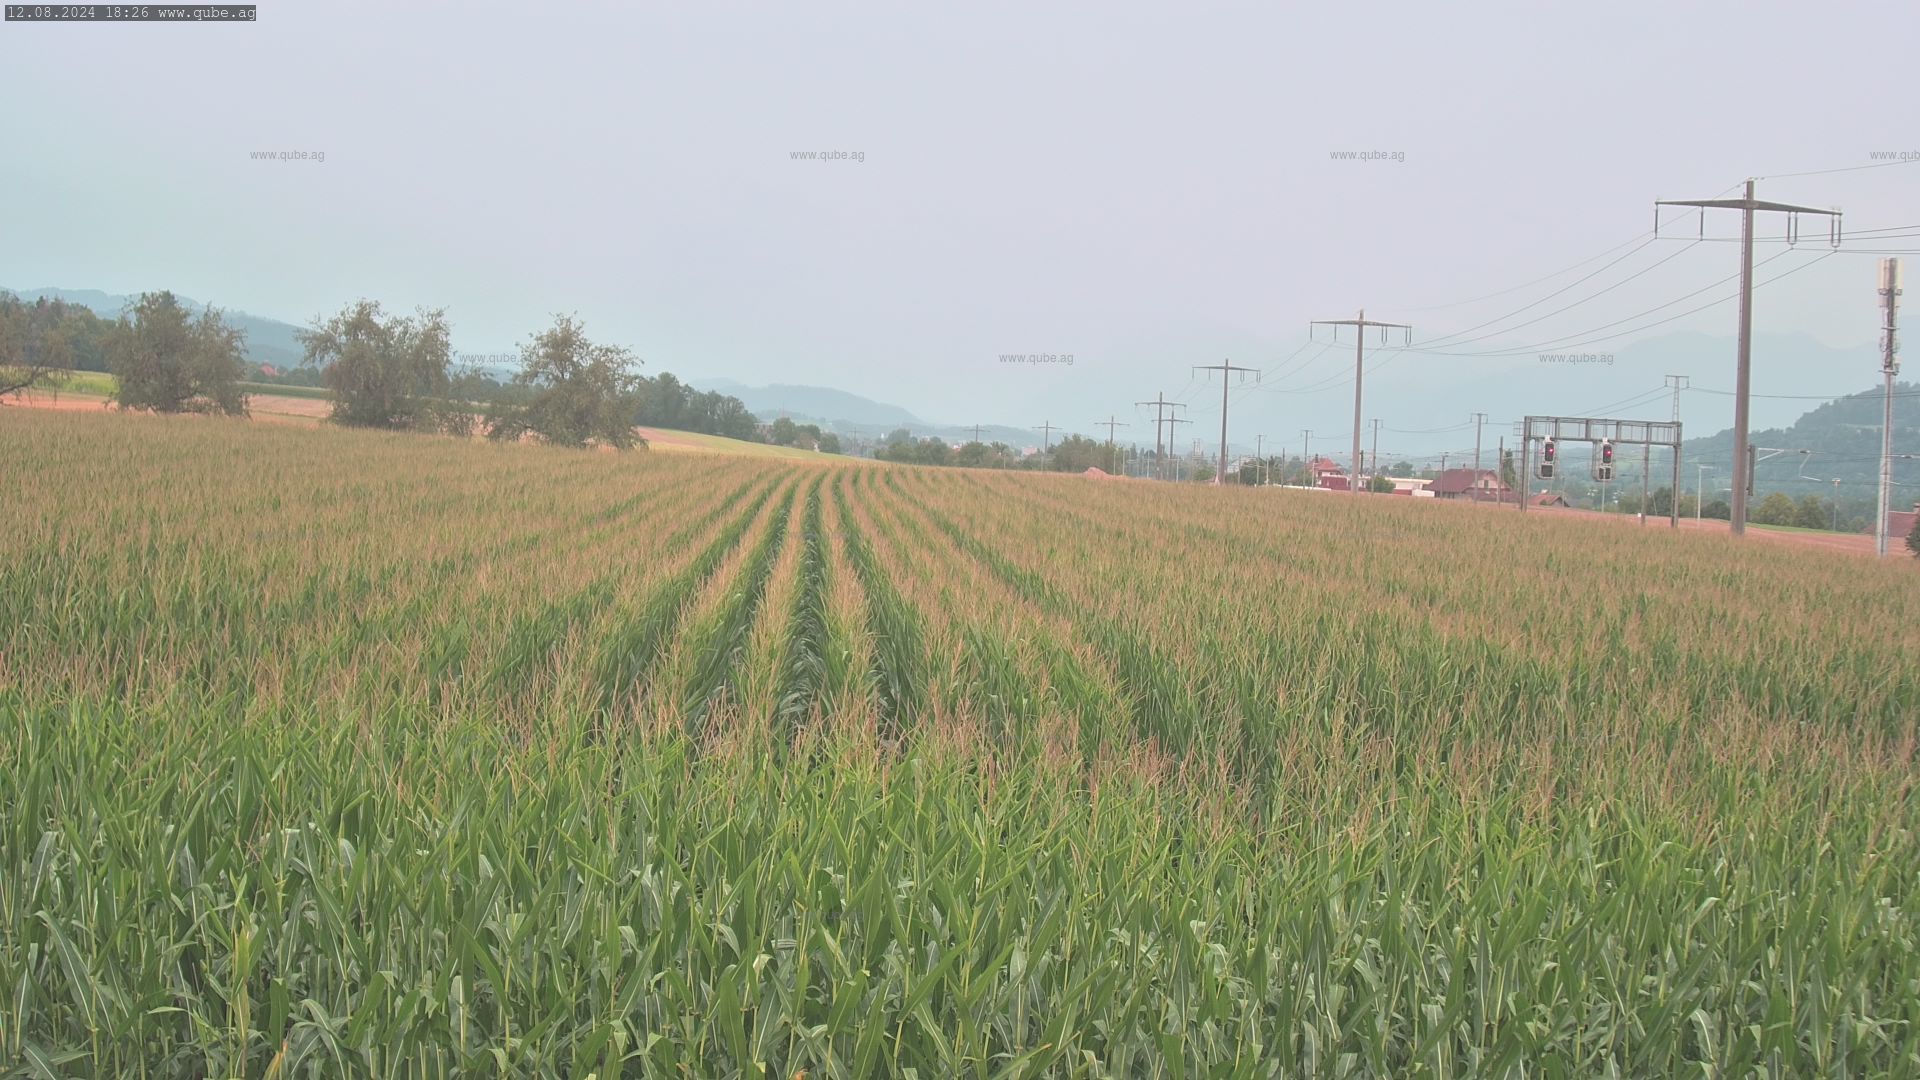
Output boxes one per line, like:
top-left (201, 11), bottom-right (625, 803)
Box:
top-left (1395, 232), bottom-right (1663, 314)
top-left (1687, 385), bottom-right (1920, 400)
top-left (1754, 157), bottom-right (1920, 181)
top-left (1389, 248), bottom-right (1836, 359)
top-left (1388, 182), bottom-right (1741, 320)
top-left (1399, 240), bottom-right (1750, 354)
top-left (1407, 237), bottom-right (1676, 351)
top-left (1389, 246), bottom-right (1797, 358)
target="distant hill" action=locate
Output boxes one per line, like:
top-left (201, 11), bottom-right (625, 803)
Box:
top-left (685, 380), bottom-right (1052, 447)
top-left (1679, 381), bottom-right (1920, 497)
top-left (691, 379), bottom-right (924, 429)
top-left (4, 286), bottom-right (310, 369)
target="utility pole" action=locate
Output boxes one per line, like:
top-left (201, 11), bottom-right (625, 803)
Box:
top-left (1496, 436), bottom-right (1505, 505)
top-left (1300, 429), bottom-right (1312, 486)
top-left (1255, 434), bottom-right (1267, 485)
top-left (1137, 393), bottom-right (1185, 481)
top-left (1311, 310), bottom-right (1412, 493)
top-left (1639, 441), bottom-right (1652, 524)
top-left (1657, 182), bottom-right (1841, 535)
top-left (970, 423), bottom-right (984, 444)
top-left (1665, 374), bottom-right (1689, 423)
top-left (1471, 412), bottom-right (1487, 480)
top-left (1367, 419), bottom-right (1382, 491)
top-left (1650, 377), bottom-right (1683, 522)
top-left (1878, 258), bottom-right (1903, 556)
top-left (1193, 359), bottom-right (1259, 485)
top-left (1697, 464), bottom-right (1713, 521)
top-left (1035, 421), bottom-right (1059, 455)
top-left (1095, 415), bottom-right (1129, 473)
top-left (1167, 415), bottom-right (1192, 480)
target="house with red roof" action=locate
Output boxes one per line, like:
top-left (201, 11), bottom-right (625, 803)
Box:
top-left (1429, 468), bottom-right (1512, 502)
top-left (1310, 456), bottom-right (1349, 491)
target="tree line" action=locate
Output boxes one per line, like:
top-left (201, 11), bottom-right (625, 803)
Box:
top-left (1618, 487), bottom-right (1876, 533)
top-left (0, 294), bottom-right (117, 395)
top-left (2, 292), bottom-right (831, 453)
top-left (874, 430), bottom-right (1126, 472)
top-left (298, 298), bottom-right (791, 450)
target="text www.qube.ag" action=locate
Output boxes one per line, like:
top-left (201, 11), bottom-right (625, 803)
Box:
top-left (1000, 353), bottom-right (1074, 365)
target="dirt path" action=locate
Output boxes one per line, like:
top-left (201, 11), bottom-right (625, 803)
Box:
top-left (3, 388), bottom-right (327, 425)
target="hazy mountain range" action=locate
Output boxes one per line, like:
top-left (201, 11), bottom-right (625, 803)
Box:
top-left (9, 286), bottom-right (1901, 463)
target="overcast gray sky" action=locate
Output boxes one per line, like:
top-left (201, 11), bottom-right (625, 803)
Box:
top-left (3, 0), bottom-right (1914, 450)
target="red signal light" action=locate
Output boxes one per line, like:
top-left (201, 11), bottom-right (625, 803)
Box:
top-left (1542, 438), bottom-right (1556, 463)
top-left (1600, 439), bottom-right (1614, 465)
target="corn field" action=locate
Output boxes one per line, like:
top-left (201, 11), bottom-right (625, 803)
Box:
top-left (2, 408), bottom-right (1918, 1077)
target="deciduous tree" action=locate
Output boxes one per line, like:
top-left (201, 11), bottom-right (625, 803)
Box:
top-left (485, 315), bottom-right (644, 449)
top-left (0, 300), bottom-right (66, 398)
top-left (302, 300), bottom-right (466, 433)
top-left (1749, 492), bottom-right (1797, 527)
top-left (108, 292), bottom-right (249, 415)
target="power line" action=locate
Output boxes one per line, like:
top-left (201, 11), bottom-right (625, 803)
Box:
top-left (1395, 248), bottom-right (1834, 359)
top-left (1395, 231), bottom-right (1661, 313)
top-left (1409, 236), bottom-right (1674, 350)
top-left (1665, 374), bottom-right (1690, 424)
top-left (1656, 178), bottom-right (1842, 536)
top-left (1385, 185), bottom-right (1740, 319)
top-left (1248, 337), bottom-right (1324, 383)
top-left (1192, 359), bottom-right (1259, 484)
top-left (1134, 393), bottom-right (1186, 481)
top-left (1309, 311), bottom-right (1412, 494)
top-left (1375, 192), bottom-right (1736, 347)
top-left (1394, 246), bottom-right (1797, 357)
top-left (1572, 385), bottom-right (1672, 419)
top-left (1687, 385), bottom-right (1920, 400)
top-left (1094, 414), bottom-right (1129, 471)
top-left (1755, 158), bottom-right (1920, 181)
